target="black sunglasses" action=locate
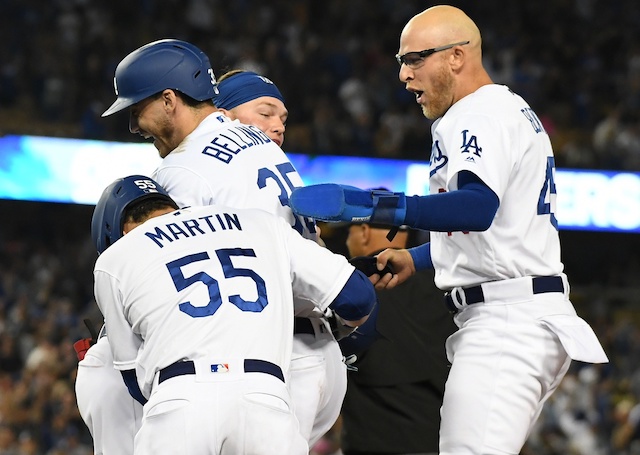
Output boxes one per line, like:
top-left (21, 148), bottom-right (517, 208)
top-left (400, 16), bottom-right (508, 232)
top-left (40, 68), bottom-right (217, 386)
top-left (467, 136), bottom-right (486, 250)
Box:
top-left (395, 41), bottom-right (470, 67)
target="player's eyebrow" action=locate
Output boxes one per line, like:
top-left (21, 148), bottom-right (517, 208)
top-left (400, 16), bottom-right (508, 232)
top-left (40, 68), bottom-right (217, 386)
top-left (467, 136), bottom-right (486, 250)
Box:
top-left (257, 101), bottom-right (289, 116)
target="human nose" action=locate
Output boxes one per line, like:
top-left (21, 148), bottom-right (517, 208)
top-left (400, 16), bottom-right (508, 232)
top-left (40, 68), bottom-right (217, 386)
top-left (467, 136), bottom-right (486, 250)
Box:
top-left (399, 64), bottom-right (413, 83)
top-left (272, 118), bottom-right (285, 134)
top-left (272, 120), bottom-right (285, 145)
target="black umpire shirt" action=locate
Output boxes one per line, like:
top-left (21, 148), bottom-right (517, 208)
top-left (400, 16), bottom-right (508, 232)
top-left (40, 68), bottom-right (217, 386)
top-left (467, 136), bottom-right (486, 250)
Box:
top-left (340, 266), bottom-right (457, 454)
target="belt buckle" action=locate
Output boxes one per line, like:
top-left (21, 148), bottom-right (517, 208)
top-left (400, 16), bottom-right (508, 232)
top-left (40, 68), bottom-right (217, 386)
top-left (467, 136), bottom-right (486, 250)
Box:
top-left (445, 288), bottom-right (467, 314)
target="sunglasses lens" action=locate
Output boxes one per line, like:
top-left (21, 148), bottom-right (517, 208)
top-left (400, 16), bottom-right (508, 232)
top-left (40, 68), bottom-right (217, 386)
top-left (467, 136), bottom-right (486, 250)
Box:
top-left (402, 53), bottom-right (423, 67)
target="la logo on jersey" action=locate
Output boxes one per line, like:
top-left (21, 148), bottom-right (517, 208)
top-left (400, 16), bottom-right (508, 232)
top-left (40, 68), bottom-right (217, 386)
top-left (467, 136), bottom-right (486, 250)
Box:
top-left (460, 129), bottom-right (482, 162)
top-left (211, 363), bottom-right (229, 373)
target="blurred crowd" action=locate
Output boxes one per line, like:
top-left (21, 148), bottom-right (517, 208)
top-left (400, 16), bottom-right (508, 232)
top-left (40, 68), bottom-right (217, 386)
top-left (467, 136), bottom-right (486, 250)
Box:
top-left (0, 200), bottom-right (639, 454)
top-left (2, 1), bottom-right (640, 454)
top-left (0, 0), bottom-right (640, 169)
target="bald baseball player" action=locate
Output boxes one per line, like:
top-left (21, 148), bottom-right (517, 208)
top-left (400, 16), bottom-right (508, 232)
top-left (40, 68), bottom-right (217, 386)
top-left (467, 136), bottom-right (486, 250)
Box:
top-left (101, 41), bottom-right (349, 447)
top-left (91, 175), bottom-right (376, 454)
top-left (289, 5), bottom-right (608, 455)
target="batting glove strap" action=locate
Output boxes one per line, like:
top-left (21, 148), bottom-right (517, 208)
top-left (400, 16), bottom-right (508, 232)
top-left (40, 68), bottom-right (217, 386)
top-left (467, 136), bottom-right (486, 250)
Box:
top-left (369, 190), bottom-right (406, 226)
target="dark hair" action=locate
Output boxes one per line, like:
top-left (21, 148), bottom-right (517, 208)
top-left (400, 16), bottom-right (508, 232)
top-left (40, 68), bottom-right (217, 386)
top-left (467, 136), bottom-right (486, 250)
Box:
top-left (123, 198), bottom-right (178, 225)
top-left (173, 89), bottom-right (213, 108)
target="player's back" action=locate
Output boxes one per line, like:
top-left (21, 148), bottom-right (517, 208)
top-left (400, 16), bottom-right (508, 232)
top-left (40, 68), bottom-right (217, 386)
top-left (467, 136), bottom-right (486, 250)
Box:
top-left (95, 205), bottom-right (298, 394)
top-left (153, 113), bottom-right (317, 240)
top-left (94, 203), bottom-right (354, 396)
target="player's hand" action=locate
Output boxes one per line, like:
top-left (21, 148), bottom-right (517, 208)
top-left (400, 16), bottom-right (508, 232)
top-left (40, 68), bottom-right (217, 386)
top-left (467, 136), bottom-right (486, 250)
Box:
top-left (370, 248), bottom-right (415, 290)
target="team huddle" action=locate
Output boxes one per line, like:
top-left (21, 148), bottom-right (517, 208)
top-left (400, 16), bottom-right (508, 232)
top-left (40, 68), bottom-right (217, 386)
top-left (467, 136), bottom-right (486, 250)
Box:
top-left (74, 5), bottom-right (608, 455)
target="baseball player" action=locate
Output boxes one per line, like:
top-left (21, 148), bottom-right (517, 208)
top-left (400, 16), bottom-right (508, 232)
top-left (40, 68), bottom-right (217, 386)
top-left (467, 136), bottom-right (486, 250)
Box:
top-left (289, 5), bottom-right (609, 455)
top-left (101, 40), bottom-right (347, 447)
top-left (91, 175), bottom-right (376, 454)
top-left (74, 326), bottom-right (143, 455)
top-left (213, 69), bottom-right (288, 148)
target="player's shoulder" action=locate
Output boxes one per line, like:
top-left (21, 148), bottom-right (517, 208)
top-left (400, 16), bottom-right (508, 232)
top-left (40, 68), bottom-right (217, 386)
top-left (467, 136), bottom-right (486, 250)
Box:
top-left (179, 204), bottom-right (288, 229)
top-left (454, 85), bottom-right (515, 112)
top-left (442, 85), bottom-right (529, 127)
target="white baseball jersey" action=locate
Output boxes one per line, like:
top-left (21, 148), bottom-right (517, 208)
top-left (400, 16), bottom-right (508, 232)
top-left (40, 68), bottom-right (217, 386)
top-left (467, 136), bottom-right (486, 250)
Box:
top-left (93, 205), bottom-right (354, 398)
top-left (429, 84), bottom-right (563, 290)
top-left (151, 112), bottom-right (347, 445)
top-left (152, 112), bottom-right (317, 242)
top-left (427, 84), bottom-right (608, 454)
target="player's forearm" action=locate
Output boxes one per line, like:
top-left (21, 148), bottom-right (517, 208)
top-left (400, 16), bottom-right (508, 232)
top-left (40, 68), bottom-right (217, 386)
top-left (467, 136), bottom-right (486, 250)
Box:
top-left (404, 172), bottom-right (499, 232)
top-left (328, 269), bottom-right (376, 324)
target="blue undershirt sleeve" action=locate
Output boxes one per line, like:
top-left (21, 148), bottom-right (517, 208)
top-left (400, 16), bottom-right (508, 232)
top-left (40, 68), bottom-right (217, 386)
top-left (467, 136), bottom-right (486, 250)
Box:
top-left (403, 171), bottom-right (499, 232)
top-left (329, 269), bottom-right (376, 321)
top-left (121, 369), bottom-right (148, 406)
top-left (409, 242), bottom-right (434, 271)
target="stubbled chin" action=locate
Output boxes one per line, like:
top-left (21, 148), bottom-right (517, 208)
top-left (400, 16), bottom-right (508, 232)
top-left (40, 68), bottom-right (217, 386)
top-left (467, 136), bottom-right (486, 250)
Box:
top-left (155, 142), bottom-right (170, 158)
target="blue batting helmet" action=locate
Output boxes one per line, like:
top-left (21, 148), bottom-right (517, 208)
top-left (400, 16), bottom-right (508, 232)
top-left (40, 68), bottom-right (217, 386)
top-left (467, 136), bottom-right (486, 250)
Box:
top-left (91, 175), bottom-right (176, 254)
top-left (102, 39), bottom-right (218, 117)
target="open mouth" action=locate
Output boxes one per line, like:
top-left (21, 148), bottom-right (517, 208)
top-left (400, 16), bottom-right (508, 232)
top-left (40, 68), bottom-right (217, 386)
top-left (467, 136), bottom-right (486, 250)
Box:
top-left (407, 86), bottom-right (424, 104)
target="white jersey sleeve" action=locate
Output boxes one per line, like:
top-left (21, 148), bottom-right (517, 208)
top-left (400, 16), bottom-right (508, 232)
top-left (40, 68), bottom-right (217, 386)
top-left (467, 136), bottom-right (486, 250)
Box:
top-left (93, 270), bottom-right (141, 371)
top-left (429, 84), bottom-right (563, 289)
top-left (283, 224), bottom-right (355, 312)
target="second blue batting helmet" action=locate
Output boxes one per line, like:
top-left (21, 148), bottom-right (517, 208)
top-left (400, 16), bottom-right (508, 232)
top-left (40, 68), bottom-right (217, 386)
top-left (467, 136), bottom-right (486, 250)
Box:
top-left (102, 39), bottom-right (218, 117)
top-left (91, 175), bottom-right (176, 254)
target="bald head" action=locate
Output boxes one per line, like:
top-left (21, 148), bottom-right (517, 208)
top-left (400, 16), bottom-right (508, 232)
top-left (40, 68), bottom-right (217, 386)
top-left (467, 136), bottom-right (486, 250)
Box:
top-left (398, 5), bottom-right (492, 119)
top-left (402, 5), bottom-right (482, 61)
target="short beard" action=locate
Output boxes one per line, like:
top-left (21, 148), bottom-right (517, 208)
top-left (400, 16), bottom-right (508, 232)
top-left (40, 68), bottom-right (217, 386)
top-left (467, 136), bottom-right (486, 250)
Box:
top-left (422, 65), bottom-right (454, 120)
top-left (156, 114), bottom-right (176, 158)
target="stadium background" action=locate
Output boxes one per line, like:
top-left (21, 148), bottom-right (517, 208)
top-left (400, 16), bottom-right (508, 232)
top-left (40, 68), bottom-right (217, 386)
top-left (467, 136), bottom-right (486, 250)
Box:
top-left (1, 0), bottom-right (640, 453)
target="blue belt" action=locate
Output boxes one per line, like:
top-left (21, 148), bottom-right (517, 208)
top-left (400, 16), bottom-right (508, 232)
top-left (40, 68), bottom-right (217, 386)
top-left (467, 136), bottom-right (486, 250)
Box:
top-left (159, 359), bottom-right (285, 384)
top-left (444, 276), bottom-right (565, 314)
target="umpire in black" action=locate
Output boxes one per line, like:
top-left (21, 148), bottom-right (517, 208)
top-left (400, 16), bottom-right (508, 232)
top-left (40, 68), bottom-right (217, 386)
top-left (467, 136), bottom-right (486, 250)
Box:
top-left (338, 217), bottom-right (457, 455)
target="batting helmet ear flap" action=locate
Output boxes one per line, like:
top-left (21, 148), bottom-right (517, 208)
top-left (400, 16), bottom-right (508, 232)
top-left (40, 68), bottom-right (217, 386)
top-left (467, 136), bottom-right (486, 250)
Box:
top-left (102, 39), bottom-right (219, 117)
top-left (91, 175), bottom-right (176, 255)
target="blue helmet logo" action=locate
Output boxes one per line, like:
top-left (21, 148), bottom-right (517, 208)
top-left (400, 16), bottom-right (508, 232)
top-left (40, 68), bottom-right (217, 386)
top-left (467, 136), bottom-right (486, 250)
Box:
top-left (91, 175), bottom-right (175, 254)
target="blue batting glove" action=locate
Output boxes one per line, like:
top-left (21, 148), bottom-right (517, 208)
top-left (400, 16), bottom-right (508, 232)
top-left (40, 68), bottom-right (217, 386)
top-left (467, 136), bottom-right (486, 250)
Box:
top-left (290, 184), bottom-right (406, 226)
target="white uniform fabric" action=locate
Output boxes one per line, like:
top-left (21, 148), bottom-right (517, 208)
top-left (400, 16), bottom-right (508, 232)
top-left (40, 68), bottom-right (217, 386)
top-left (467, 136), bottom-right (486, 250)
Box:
top-left (430, 85), bottom-right (561, 290)
top-left (94, 205), bottom-right (355, 454)
top-left (152, 112), bottom-right (346, 445)
top-left (75, 335), bottom-right (143, 455)
top-left (428, 85), bottom-right (608, 454)
top-left (152, 113), bottom-right (316, 241)
top-left (288, 319), bottom-right (348, 446)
